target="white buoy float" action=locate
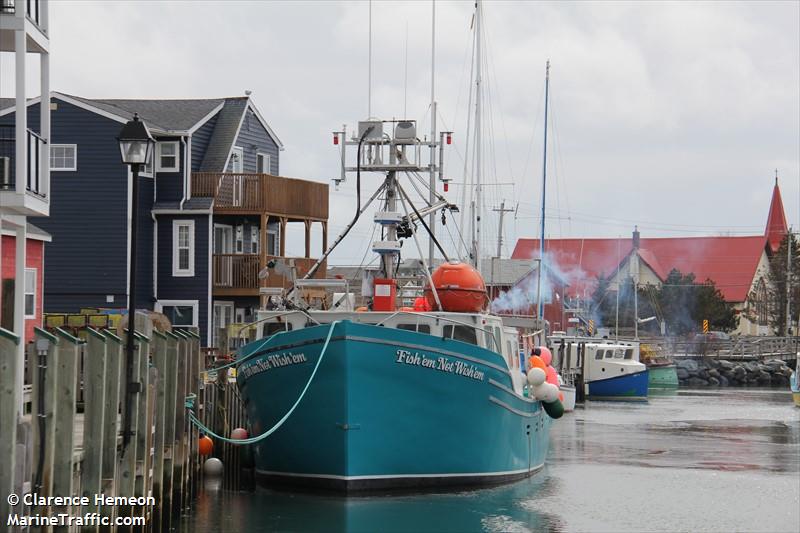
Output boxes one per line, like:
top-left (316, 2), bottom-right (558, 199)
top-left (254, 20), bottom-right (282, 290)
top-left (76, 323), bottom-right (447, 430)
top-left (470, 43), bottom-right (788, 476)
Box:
top-left (204, 457), bottom-right (224, 477)
top-left (527, 367), bottom-right (546, 386)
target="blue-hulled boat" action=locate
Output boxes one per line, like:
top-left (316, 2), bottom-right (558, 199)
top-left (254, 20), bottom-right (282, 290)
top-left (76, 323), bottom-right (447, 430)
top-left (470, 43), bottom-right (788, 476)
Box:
top-left (549, 334), bottom-right (649, 401)
top-left (237, 313), bottom-right (552, 491)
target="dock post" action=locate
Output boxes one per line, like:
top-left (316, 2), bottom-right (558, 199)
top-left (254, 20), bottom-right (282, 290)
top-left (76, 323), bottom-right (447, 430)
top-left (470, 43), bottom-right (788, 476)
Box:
top-left (99, 330), bottom-right (123, 529)
top-left (29, 328), bottom-right (59, 519)
top-left (133, 333), bottom-right (150, 511)
top-left (116, 330), bottom-right (142, 524)
top-left (160, 332), bottom-right (180, 532)
top-left (81, 328), bottom-right (107, 527)
top-left (52, 328), bottom-right (81, 531)
top-left (172, 330), bottom-right (189, 516)
top-left (187, 331), bottom-right (201, 500)
top-left (151, 331), bottom-right (167, 528)
top-left (0, 327), bottom-right (20, 523)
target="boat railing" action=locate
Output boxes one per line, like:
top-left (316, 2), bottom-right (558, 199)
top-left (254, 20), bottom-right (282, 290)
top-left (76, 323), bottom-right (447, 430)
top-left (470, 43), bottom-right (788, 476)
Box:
top-left (376, 310), bottom-right (501, 353)
top-left (236, 310), bottom-right (322, 349)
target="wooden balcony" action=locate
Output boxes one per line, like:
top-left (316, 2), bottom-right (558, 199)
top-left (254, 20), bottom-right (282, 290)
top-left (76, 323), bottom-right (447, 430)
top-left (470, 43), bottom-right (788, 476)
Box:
top-left (212, 253), bottom-right (327, 297)
top-left (192, 172), bottom-right (328, 220)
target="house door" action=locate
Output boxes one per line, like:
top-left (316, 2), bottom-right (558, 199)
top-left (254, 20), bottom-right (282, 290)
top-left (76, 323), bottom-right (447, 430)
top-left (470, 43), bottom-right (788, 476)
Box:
top-left (214, 224), bottom-right (233, 287)
top-left (231, 146), bottom-right (244, 206)
top-left (213, 301), bottom-right (234, 350)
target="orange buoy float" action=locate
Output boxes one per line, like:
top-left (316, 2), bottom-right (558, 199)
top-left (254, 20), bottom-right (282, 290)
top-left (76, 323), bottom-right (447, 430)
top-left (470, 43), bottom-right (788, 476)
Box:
top-left (413, 297), bottom-right (431, 312)
top-left (199, 435), bottom-right (214, 456)
top-left (528, 355), bottom-right (547, 371)
top-left (424, 261), bottom-right (487, 312)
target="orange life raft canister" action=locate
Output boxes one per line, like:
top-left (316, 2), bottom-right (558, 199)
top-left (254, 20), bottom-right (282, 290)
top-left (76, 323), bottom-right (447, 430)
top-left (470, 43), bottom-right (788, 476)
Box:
top-left (424, 261), bottom-right (487, 313)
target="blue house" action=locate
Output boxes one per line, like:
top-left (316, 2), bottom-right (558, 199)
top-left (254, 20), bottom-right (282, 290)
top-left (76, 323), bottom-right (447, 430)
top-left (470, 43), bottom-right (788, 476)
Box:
top-left (0, 92), bottom-right (329, 347)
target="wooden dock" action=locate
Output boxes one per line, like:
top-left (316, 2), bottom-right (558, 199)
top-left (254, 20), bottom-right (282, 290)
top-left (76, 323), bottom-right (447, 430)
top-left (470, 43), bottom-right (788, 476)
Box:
top-left (0, 317), bottom-right (206, 532)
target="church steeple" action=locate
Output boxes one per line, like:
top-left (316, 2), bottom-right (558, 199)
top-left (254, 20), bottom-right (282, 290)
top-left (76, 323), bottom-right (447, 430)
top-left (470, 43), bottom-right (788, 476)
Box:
top-left (765, 171), bottom-right (788, 254)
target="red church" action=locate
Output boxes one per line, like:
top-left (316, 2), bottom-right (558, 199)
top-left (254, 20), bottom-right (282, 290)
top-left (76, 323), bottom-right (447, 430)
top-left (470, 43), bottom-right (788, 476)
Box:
top-left (512, 180), bottom-right (789, 335)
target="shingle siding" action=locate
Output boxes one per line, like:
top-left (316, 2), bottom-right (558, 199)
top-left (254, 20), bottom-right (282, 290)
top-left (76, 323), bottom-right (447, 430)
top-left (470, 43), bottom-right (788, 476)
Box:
top-left (20, 100), bottom-right (138, 311)
top-left (156, 214), bottom-right (210, 343)
top-left (154, 137), bottom-right (185, 203)
top-left (191, 114), bottom-right (218, 172)
top-left (229, 108), bottom-right (279, 174)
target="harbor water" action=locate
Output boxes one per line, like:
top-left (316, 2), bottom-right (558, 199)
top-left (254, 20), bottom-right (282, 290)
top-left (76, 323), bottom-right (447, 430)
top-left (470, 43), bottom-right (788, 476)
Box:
top-left (180, 388), bottom-right (799, 532)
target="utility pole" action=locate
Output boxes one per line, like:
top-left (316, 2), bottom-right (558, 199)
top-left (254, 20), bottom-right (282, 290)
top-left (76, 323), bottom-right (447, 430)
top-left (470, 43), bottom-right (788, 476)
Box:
top-left (786, 227), bottom-right (792, 336)
top-left (492, 201), bottom-right (515, 258)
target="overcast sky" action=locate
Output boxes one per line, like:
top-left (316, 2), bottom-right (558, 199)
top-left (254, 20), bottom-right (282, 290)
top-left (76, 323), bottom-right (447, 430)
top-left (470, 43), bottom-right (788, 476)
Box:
top-left (3, 1), bottom-right (799, 265)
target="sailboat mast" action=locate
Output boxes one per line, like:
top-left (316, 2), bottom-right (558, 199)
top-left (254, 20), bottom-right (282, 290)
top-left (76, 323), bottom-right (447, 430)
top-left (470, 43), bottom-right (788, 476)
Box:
top-left (474, 0), bottom-right (483, 271)
top-left (536, 60), bottom-right (550, 320)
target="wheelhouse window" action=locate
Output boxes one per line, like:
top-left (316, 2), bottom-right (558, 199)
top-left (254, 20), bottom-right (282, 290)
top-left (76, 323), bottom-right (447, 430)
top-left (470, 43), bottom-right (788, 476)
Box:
top-left (173, 220), bottom-right (195, 276)
top-left (50, 144), bottom-right (76, 171)
top-left (158, 301), bottom-right (198, 328)
top-left (624, 349), bottom-right (634, 359)
top-left (263, 322), bottom-right (293, 336)
top-left (156, 141), bottom-right (179, 172)
top-left (24, 268), bottom-right (36, 317)
top-left (397, 324), bottom-right (431, 334)
top-left (443, 325), bottom-right (478, 345)
top-left (595, 349), bottom-right (604, 360)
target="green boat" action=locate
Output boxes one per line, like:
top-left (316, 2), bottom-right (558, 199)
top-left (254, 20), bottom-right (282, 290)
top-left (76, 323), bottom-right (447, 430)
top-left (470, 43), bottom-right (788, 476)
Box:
top-left (648, 363), bottom-right (679, 388)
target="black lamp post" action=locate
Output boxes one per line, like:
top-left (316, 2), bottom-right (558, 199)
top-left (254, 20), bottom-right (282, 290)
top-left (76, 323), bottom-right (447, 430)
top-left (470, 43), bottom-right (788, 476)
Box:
top-left (117, 113), bottom-right (154, 447)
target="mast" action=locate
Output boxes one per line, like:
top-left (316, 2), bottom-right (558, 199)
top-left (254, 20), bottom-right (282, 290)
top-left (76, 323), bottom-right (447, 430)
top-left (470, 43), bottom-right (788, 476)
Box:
top-left (429, 0), bottom-right (437, 269)
top-left (473, 0), bottom-right (482, 271)
top-left (535, 60), bottom-right (550, 320)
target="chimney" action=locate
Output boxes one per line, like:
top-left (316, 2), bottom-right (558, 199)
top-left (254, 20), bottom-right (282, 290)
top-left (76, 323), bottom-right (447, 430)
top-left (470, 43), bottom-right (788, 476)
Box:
top-left (632, 225), bottom-right (640, 250)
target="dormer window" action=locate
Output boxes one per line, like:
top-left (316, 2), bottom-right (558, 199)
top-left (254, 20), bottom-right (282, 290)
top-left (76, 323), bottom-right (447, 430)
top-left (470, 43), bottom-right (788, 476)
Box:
top-left (156, 141), bottom-right (179, 172)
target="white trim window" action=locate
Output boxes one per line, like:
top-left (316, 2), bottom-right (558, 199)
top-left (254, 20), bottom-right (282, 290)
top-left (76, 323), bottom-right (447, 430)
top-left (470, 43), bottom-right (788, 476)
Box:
top-left (231, 146), bottom-right (244, 173)
top-left (235, 225), bottom-right (244, 254)
top-left (173, 220), bottom-right (195, 276)
top-left (250, 226), bottom-right (259, 255)
top-left (256, 152), bottom-right (271, 174)
top-left (156, 141), bottom-right (180, 172)
top-left (50, 144), bottom-right (77, 171)
top-left (24, 268), bottom-right (36, 318)
top-left (156, 300), bottom-right (199, 328)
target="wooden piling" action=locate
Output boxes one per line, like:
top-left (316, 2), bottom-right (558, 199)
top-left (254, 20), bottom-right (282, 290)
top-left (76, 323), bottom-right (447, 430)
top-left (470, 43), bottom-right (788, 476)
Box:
top-left (52, 327), bottom-right (81, 531)
top-left (116, 330), bottom-right (141, 523)
top-left (133, 333), bottom-right (150, 506)
top-left (100, 330), bottom-right (123, 528)
top-left (0, 327), bottom-right (20, 522)
top-left (81, 328), bottom-right (107, 524)
top-left (151, 331), bottom-right (167, 528)
top-left (172, 330), bottom-right (189, 516)
top-left (160, 332), bottom-right (180, 533)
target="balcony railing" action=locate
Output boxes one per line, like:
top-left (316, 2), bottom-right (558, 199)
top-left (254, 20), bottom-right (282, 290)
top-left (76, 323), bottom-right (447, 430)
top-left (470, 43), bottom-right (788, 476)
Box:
top-left (1, 0), bottom-right (43, 28)
top-left (192, 172), bottom-right (328, 219)
top-left (0, 125), bottom-right (47, 198)
top-left (213, 253), bottom-right (326, 292)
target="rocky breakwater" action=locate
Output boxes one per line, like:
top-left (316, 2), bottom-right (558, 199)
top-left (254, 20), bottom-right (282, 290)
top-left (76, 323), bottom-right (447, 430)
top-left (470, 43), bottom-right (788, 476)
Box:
top-left (676, 358), bottom-right (795, 387)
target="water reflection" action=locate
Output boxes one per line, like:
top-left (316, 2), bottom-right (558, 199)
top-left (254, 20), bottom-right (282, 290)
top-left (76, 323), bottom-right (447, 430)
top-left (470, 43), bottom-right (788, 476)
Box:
top-left (181, 389), bottom-right (800, 532)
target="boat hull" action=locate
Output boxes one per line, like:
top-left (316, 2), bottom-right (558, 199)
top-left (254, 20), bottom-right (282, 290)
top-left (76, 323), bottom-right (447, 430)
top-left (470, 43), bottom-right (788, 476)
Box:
top-left (586, 370), bottom-right (649, 401)
top-left (236, 321), bottom-right (551, 491)
top-left (791, 372), bottom-right (800, 407)
top-left (648, 364), bottom-right (679, 389)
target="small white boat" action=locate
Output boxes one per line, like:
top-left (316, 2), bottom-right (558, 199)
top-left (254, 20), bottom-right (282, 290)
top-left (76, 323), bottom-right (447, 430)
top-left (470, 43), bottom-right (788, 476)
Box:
top-left (558, 375), bottom-right (576, 412)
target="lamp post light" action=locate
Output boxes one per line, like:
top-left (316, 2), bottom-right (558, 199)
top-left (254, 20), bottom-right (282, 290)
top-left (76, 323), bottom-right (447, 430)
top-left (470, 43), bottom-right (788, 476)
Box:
top-left (117, 113), bottom-right (154, 447)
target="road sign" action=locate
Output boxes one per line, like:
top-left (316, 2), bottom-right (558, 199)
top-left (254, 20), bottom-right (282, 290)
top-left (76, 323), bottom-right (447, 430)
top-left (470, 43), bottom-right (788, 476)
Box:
top-left (702, 319), bottom-right (709, 333)
top-left (588, 319), bottom-right (595, 335)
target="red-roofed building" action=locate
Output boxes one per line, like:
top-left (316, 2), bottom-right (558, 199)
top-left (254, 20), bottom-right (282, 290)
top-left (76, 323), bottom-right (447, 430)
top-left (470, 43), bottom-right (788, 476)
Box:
top-left (512, 181), bottom-right (788, 335)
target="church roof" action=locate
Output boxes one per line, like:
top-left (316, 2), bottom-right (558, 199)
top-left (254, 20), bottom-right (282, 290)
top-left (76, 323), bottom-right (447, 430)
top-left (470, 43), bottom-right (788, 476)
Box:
top-left (512, 235), bottom-right (768, 303)
top-left (765, 178), bottom-right (788, 253)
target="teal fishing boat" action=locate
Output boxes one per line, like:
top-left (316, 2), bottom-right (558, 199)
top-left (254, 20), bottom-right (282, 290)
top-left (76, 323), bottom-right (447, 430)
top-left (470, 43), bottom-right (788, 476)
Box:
top-left (237, 313), bottom-right (554, 490)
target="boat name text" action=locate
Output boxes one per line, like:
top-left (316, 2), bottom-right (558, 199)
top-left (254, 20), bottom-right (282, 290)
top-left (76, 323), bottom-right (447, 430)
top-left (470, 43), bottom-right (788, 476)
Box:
top-left (395, 349), bottom-right (485, 381)
top-left (239, 352), bottom-right (307, 379)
